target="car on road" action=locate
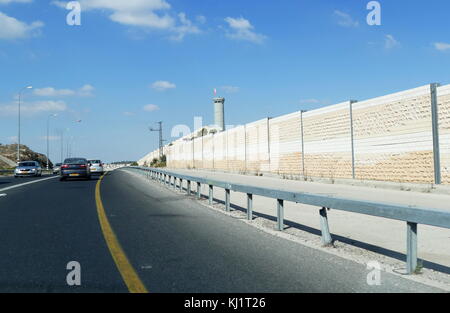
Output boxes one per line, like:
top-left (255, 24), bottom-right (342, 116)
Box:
top-left (14, 161), bottom-right (42, 178)
top-left (60, 158), bottom-right (91, 181)
top-left (88, 160), bottom-right (104, 175)
top-left (53, 163), bottom-right (62, 175)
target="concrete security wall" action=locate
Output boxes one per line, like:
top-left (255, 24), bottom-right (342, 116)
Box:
top-left (213, 131), bottom-right (227, 171)
top-left (303, 101), bottom-right (353, 179)
top-left (438, 84), bottom-right (450, 184)
top-left (269, 112), bottom-right (302, 175)
top-left (246, 118), bottom-right (270, 173)
top-left (227, 126), bottom-right (246, 172)
top-left (353, 85), bottom-right (434, 183)
top-left (139, 83), bottom-right (450, 185)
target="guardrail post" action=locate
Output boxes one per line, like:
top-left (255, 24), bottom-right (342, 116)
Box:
top-left (209, 185), bottom-right (213, 205)
top-left (277, 199), bottom-right (284, 231)
top-left (179, 179), bottom-right (183, 192)
top-left (225, 189), bottom-right (231, 212)
top-left (431, 83), bottom-right (441, 185)
top-left (247, 193), bottom-right (253, 220)
top-left (407, 222), bottom-right (418, 274)
top-left (196, 182), bottom-right (201, 199)
top-left (187, 180), bottom-right (191, 195)
top-left (319, 207), bottom-right (333, 246)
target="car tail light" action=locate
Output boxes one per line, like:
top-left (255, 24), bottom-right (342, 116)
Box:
top-left (61, 165), bottom-right (69, 169)
top-left (80, 164), bottom-right (87, 168)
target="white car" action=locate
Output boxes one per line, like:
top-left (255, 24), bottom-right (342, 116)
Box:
top-left (14, 161), bottom-right (42, 177)
top-left (88, 160), bottom-right (104, 175)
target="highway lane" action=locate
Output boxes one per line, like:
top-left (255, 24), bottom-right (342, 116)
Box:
top-left (102, 170), bottom-right (443, 292)
top-left (0, 173), bottom-right (127, 292)
top-left (0, 174), bottom-right (56, 191)
top-left (0, 169), bottom-right (444, 292)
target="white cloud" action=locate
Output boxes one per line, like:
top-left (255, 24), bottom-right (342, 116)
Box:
top-left (224, 17), bottom-right (266, 44)
top-left (52, 0), bottom-right (201, 41)
top-left (220, 86), bottom-right (240, 93)
top-left (169, 13), bottom-right (201, 41)
top-left (7, 136), bottom-right (18, 143)
top-left (333, 10), bottom-right (359, 28)
top-left (0, 11), bottom-right (43, 40)
top-left (434, 42), bottom-right (450, 52)
top-left (299, 99), bottom-right (321, 104)
top-left (0, 100), bottom-right (67, 116)
top-left (34, 87), bottom-right (76, 97)
top-left (196, 15), bottom-right (206, 24)
top-left (143, 104), bottom-right (159, 112)
top-left (385, 34), bottom-right (400, 49)
top-left (33, 84), bottom-right (95, 97)
top-left (123, 111), bottom-right (136, 116)
top-left (78, 84), bottom-right (95, 96)
top-left (40, 135), bottom-right (60, 141)
top-left (0, 0), bottom-right (33, 4)
top-left (151, 80), bottom-right (176, 91)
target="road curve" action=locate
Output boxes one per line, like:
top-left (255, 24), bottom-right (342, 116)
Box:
top-left (0, 170), bottom-right (443, 292)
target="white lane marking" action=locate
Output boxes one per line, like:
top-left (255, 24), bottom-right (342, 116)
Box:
top-left (0, 176), bottom-right (59, 193)
top-left (0, 194), bottom-right (6, 197)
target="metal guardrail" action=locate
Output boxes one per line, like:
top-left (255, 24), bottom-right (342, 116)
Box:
top-left (127, 166), bottom-right (450, 275)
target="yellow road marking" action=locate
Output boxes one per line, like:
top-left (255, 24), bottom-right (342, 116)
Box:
top-left (95, 174), bottom-right (148, 293)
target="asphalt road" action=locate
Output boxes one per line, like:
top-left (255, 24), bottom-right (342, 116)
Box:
top-left (0, 174), bottom-right (54, 190)
top-left (0, 170), bottom-right (444, 292)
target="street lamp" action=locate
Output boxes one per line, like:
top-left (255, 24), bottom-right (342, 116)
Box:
top-left (46, 113), bottom-right (58, 170)
top-left (17, 85), bottom-right (33, 162)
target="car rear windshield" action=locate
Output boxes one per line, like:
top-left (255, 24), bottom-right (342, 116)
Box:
top-left (64, 158), bottom-right (87, 165)
top-left (18, 162), bottom-right (36, 167)
top-left (55, 163), bottom-right (62, 166)
top-left (89, 160), bottom-right (101, 164)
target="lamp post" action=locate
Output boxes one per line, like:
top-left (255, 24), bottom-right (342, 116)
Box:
top-left (17, 85), bottom-right (33, 162)
top-left (46, 113), bottom-right (58, 170)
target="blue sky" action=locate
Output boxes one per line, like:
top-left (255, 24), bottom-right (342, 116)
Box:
top-left (0, 0), bottom-right (449, 163)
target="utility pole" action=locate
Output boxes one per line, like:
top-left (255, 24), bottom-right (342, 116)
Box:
top-left (149, 121), bottom-right (165, 158)
top-left (17, 86), bottom-right (33, 162)
top-left (46, 113), bottom-right (57, 170)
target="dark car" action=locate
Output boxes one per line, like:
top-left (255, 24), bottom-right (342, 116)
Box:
top-left (60, 158), bottom-right (91, 181)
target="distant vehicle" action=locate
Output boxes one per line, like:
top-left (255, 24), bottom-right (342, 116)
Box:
top-left (60, 158), bottom-right (91, 181)
top-left (88, 160), bottom-right (104, 175)
top-left (14, 161), bottom-right (42, 178)
top-left (53, 163), bottom-right (62, 175)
